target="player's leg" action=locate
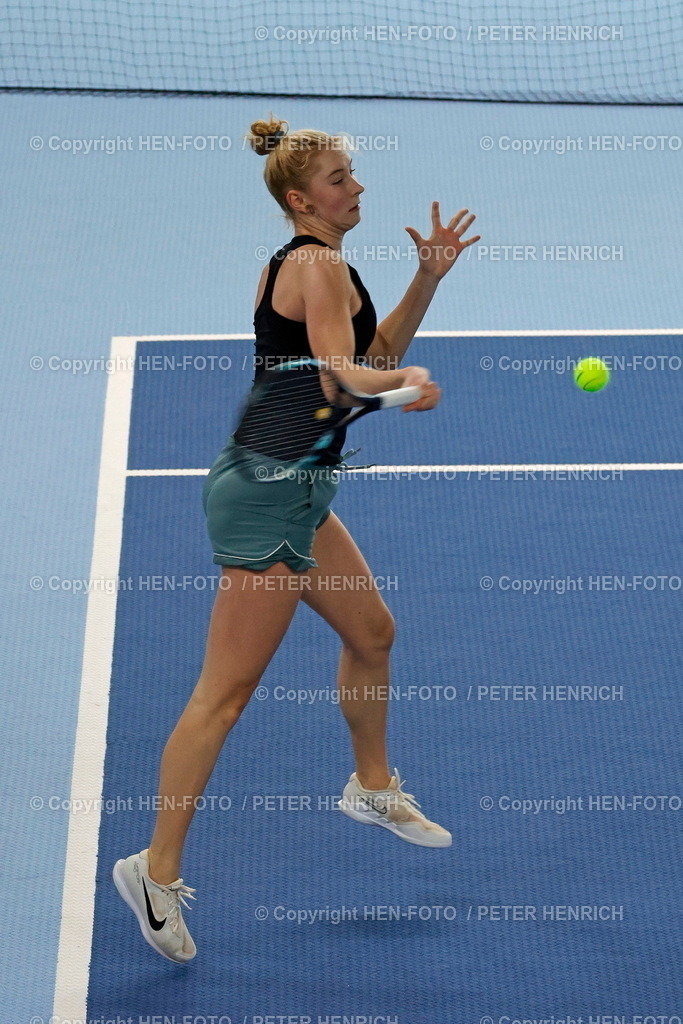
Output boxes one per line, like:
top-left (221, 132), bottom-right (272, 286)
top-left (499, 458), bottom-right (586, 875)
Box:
top-left (300, 511), bottom-right (395, 790)
top-left (146, 562), bottom-right (304, 885)
top-left (302, 511), bottom-right (452, 847)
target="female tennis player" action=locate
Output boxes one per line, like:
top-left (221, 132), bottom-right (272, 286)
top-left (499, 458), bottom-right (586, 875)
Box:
top-left (113, 116), bottom-right (479, 963)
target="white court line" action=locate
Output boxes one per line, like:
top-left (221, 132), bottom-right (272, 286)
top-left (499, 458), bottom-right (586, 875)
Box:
top-left (54, 329), bottom-right (682, 1019)
top-left (127, 329), bottom-right (683, 341)
top-left (126, 463), bottom-right (683, 477)
top-left (52, 337), bottom-right (136, 1020)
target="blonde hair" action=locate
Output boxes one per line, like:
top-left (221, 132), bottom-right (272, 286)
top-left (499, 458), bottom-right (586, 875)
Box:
top-left (245, 114), bottom-right (355, 224)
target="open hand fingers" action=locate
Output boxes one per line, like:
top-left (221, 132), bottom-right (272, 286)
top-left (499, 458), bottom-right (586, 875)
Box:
top-left (431, 200), bottom-right (442, 230)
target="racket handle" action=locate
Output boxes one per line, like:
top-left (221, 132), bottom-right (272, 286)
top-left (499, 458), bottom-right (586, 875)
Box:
top-left (377, 385), bottom-right (424, 409)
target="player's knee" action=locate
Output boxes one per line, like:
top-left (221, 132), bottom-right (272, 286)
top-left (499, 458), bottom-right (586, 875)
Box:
top-left (346, 605), bottom-right (395, 664)
top-left (191, 676), bottom-right (261, 731)
top-left (376, 608), bottom-right (396, 652)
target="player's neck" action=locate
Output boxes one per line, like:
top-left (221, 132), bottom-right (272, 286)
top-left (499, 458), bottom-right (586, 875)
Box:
top-left (292, 221), bottom-right (346, 252)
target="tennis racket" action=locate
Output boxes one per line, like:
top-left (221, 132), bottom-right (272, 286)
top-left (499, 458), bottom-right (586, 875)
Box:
top-left (233, 357), bottom-right (424, 466)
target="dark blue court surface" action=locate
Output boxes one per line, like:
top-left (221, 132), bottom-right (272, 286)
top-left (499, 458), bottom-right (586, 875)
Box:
top-left (89, 336), bottom-right (683, 1021)
top-left (128, 336), bottom-right (683, 469)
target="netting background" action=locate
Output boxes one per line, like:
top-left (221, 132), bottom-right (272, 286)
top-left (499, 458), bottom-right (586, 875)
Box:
top-left (1, 0), bottom-right (681, 103)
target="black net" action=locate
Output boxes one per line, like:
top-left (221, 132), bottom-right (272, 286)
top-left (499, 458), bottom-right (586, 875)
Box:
top-left (1, 0), bottom-right (681, 103)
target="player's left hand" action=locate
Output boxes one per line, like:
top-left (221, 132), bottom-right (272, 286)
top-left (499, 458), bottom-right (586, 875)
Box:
top-left (405, 202), bottom-right (480, 279)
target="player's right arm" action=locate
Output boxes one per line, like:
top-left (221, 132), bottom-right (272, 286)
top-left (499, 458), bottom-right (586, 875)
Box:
top-left (300, 250), bottom-right (439, 409)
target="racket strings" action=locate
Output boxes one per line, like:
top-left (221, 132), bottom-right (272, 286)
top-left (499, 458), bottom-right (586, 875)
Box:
top-left (234, 367), bottom-right (346, 462)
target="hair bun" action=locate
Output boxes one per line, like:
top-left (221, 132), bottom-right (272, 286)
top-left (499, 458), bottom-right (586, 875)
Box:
top-left (247, 117), bottom-right (289, 156)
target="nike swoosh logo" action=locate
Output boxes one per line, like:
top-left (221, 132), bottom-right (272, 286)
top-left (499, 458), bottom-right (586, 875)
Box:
top-left (360, 796), bottom-right (388, 815)
top-left (142, 877), bottom-right (167, 931)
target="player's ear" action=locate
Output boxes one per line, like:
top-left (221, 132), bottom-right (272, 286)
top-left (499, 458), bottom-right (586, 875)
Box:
top-left (285, 189), bottom-right (307, 215)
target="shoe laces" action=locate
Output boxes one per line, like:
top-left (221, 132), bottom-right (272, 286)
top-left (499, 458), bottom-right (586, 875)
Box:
top-left (164, 879), bottom-right (197, 934)
top-left (392, 770), bottom-right (426, 818)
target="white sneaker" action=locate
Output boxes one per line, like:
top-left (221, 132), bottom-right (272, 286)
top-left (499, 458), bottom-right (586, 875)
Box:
top-left (113, 848), bottom-right (197, 963)
top-left (338, 768), bottom-right (452, 847)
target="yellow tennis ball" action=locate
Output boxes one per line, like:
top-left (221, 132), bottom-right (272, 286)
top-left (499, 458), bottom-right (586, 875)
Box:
top-left (574, 357), bottom-right (610, 392)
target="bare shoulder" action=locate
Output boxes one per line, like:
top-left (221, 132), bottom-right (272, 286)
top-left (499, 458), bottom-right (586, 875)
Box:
top-left (254, 241), bottom-right (353, 318)
top-left (253, 263), bottom-right (271, 313)
top-left (295, 243), bottom-right (352, 293)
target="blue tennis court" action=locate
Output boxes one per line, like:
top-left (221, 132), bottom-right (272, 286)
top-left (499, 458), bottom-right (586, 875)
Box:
top-left (2, 2), bottom-right (683, 1022)
top-left (71, 332), bottom-right (681, 1019)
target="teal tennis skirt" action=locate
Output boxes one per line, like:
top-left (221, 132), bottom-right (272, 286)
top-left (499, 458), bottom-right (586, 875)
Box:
top-left (202, 435), bottom-right (341, 572)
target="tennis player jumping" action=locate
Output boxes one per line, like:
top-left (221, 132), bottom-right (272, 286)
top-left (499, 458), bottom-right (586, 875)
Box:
top-left (113, 116), bottom-right (479, 963)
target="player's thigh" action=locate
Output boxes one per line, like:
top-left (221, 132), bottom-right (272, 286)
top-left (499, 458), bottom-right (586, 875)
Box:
top-left (197, 562), bottom-right (303, 699)
top-left (301, 512), bottom-right (395, 655)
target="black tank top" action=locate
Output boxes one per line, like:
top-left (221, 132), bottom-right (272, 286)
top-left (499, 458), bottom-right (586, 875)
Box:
top-left (247, 233), bottom-right (377, 459)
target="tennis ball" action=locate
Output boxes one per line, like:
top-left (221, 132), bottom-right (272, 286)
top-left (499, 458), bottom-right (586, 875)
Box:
top-left (574, 357), bottom-right (610, 392)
